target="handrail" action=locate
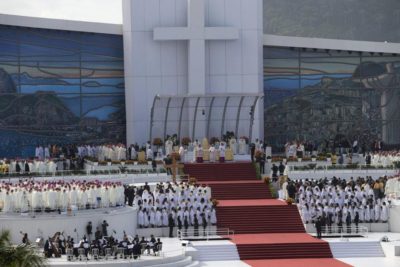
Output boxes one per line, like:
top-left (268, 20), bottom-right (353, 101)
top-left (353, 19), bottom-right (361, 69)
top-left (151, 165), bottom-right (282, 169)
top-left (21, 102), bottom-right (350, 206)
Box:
top-left (177, 228), bottom-right (234, 241)
top-left (316, 225), bottom-right (369, 238)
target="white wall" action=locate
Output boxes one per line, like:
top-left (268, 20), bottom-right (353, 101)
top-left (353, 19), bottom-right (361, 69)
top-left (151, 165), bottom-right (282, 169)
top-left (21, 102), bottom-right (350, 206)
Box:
top-left (123, 0), bottom-right (264, 145)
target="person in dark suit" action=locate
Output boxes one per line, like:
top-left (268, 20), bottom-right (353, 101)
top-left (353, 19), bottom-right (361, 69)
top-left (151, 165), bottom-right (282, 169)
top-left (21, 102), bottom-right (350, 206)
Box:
top-left (315, 217), bottom-right (322, 239)
top-left (278, 162), bottom-right (285, 176)
top-left (365, 153), bottom-right (371, 165)
top-left (250, 143), bottom-right (256, 162)
top-left (271, 164), bottom-right (278, 179)
top-left (346, 212), bottom-right (352, 233)
top-left (168, 214), bottom-right (175, 238)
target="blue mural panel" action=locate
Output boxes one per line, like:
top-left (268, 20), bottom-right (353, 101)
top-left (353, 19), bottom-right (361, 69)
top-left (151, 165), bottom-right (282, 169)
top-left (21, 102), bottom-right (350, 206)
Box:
top-left (0, 25), bottom-right (126, 157)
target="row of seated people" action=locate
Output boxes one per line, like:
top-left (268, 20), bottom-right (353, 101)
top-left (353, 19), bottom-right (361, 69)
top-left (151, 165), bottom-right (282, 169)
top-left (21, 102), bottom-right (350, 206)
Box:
top-left (295, 176), bottom-right (390, 225)
top-left (44, 232), bottom-right (162, 260)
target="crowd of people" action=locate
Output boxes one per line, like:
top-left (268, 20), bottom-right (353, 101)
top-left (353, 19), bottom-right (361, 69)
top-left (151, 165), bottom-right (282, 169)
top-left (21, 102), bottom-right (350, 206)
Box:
top-left (292, 176), bottom-right (390, 233)
top-left (129, 182), bottom-right (217, 236)
top-left (0, 179), bottom-right (125, 213)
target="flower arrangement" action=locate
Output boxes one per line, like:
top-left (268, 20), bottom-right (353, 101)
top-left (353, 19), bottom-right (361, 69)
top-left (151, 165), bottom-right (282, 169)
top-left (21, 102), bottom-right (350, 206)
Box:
top-left (286, 198), bottom-right (294, 205)
top-left (211, 199), bottom-right (219, 207)
top-left (255, 150), bottom-right (263, 159)
top-left (98, 161), bottom-right (108, 166)
top-left (111, 160), bottom-right (121, 165)
top-left (125, 160), bottom-right (135, 165)
top-left (263, 176), bottom-right (271, 184)
top-left (240, 136), bottom-right (249, 144)
top-left (210, 137), bottom-right (220, 145)
top-left (181, 137), bottom-right (191, 146)
top-left (153, 138), bottom-right (163, 146)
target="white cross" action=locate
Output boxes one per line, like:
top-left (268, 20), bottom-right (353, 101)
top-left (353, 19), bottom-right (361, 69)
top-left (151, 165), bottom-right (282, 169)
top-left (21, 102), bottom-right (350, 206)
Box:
top-left (154, 0), bottom-right (239, 95)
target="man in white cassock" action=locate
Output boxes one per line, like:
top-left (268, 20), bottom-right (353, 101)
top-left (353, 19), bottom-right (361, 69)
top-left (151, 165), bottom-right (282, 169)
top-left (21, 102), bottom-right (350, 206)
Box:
top-left (146, 147), bottom-right (153, 160)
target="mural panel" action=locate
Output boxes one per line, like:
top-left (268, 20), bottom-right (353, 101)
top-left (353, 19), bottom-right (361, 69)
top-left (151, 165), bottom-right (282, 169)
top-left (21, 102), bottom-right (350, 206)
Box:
top-left (0, 25), bottom-right (125, 157)
top-left (264, 46), bottom-right (400, 152)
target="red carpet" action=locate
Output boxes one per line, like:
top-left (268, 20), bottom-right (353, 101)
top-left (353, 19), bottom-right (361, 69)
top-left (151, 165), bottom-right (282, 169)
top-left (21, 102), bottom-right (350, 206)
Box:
top-left (184, 162), bottom-right (256, 182)
top-left (218, 199), bottom-right (285, 207)
top-left (245, 259), bottom-right (352, 267)
top-left (206, 180), bottom-right (272, 200)
top-left (184, 162), bottom-right (350, 265)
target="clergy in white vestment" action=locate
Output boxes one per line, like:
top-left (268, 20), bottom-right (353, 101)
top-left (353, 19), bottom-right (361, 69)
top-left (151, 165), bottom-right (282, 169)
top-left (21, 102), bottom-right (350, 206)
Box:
top-left (209, 146), bottom-right (216, 163)
top-left (179, 146), bottom-right (185, 162)
top-left (239, 138), bottom-right (247, 155)
top-left (196, 145), bottom-right (203, 163)
top-left (229, 138), bottom-right (237, 155)
top-left (146, 147), bottom-right (153, 160)
top-left (47, 189), bottom-right (57, 209)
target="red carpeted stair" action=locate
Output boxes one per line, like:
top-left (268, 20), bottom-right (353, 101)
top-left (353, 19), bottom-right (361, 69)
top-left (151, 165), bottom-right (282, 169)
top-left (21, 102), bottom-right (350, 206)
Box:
top-left (217, 204), bottom-right (305, 233)
top-left (184, 162), bottom-right (256, 182)
top-left (183, 162), bottom-right (351, 266)
top-left (207, 180), bottom-right (272, 200)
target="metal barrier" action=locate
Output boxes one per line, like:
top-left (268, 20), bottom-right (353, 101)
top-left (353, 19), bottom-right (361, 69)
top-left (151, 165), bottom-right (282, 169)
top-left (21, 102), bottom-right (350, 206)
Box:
top-left (177, 228), bottom-right (234, 241)
top-left (317, 225), bottom-right (369, 238)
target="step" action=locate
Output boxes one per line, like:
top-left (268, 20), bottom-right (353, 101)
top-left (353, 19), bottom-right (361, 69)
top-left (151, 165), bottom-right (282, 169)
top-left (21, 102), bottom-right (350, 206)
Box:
top-left (329, 241), bottom-right (385, 258)
top-left (150, 256), bottom-right (193, 267)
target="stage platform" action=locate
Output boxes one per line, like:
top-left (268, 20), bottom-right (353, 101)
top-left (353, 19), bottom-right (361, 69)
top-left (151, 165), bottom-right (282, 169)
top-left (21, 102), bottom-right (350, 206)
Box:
top-left (0, 206), bottom-right (137, 244)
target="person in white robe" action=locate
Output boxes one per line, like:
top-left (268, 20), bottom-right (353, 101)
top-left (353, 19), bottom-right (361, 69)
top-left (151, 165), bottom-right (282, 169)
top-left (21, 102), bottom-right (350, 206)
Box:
top-left (138, 208), bottom-right (144, 228)
top-left (162, 209), bottom-right (169, 226)
top-left (179, 146), bottom-right (185, 162)
top-left (47, 189), bottom-right (57, 210)
top-left (155, 208), bottom-right (162, 227)
top-left (380, 202), bottom-right (389, 222)
top-left (165, 140), bottom-right (173, 156)
top-left (239, 138), bottom-right (247, 155)
top-left (209, 146), bottom-right (216, 163)
top-left (229, 138), bottom-right (237, 155)
top-left (219, 143), bottom-right (226, 163)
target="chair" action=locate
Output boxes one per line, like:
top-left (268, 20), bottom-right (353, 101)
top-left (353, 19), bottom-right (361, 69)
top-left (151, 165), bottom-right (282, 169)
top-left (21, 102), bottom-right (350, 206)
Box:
top-left (91, 248), bottom-right (99, 260)
top-left (117, 247), bottom-right (125, 259)
top-left (77, 248), bottom-right (86, 261)
top-left (104, 248), bottom-right (112, 260)
top-left (140, 243), bottom-right (147, 255)
top-left (66, 248), bottom-right (74, 261)
top-left (155, 243), bottom-right (163, 256)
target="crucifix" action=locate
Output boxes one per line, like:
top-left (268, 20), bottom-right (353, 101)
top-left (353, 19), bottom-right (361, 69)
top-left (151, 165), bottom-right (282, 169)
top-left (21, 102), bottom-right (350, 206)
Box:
top-left (154, 0), bottom-right (239, 95)
top-left (164, 156), bottom-right (184, 183)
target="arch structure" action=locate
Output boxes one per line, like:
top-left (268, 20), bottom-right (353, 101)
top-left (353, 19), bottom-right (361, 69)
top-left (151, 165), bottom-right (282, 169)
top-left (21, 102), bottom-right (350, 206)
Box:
top-left (149, 93), bottom-right (263, 143)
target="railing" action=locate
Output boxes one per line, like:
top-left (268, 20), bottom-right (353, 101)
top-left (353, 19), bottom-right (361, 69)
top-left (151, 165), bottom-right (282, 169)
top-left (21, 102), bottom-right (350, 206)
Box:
top-left (316, 225), bottom-right (369, 238)
top-left (177, 228), bottom-right (234, 241)
top-left (0, 168), bottom-right (169, 181)
top-left (288, 164), bottom-right (396, 172)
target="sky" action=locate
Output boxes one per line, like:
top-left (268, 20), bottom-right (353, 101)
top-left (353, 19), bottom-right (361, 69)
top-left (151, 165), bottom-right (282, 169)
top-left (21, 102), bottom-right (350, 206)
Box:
top-left (0, 0), bottom-right (122, 24)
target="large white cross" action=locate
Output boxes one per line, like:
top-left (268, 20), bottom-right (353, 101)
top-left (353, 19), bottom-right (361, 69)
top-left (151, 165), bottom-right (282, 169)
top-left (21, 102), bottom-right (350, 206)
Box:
top-left (154, 0), bottom-right (239, 95)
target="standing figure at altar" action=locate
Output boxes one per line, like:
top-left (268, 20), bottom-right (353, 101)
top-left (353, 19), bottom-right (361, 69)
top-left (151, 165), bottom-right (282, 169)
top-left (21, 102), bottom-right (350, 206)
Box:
top-left (146, 146), bottom-right (153, 160)
top-left (165, 139), bottom-right (173, 156)
top-left (209, 145), bottom-right (216, 163)
top-left (229, 138), bottom-right (237, 155)
top-left (239, 138), bottom-right (247, 155)
top-left (219, 142), bottom-right (226, 163)
top-left (179, 146), bottom-right (185, 162)
top-left (196, 145), bottom-right (203, 163)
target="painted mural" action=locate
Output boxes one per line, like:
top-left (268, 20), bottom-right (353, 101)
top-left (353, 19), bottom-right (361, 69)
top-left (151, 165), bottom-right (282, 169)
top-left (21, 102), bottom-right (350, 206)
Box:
top-left (264, 46), bottom-right (400, 151)
top-left (0, 25), bottom-right (125, 157)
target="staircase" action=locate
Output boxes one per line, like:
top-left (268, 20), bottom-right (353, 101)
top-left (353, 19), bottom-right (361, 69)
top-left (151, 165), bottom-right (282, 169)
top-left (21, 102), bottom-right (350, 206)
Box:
top-left (217, 205), bottom-right (305, 234)
top-left (184, 162), bottom-right (256, 182)
top-left (208, 181), bottom-right (272, 200)
top-left (329, 241), bottom-right (385, 258)
top-left (237, 242), bottom-right (333, 260)
top-left (186, 243), bottom-right (240, 261)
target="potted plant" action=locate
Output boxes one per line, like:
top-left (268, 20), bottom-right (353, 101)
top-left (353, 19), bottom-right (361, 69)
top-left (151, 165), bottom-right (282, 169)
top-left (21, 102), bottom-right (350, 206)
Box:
top-left (181, 137), bottom-right (191, 146)
top-left (286, 198), bottom-right (294, 205)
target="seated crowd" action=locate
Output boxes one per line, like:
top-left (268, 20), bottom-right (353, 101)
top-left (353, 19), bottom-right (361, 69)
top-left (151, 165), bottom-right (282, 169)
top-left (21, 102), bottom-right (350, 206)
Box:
top-left (43, 223), bottom-right (162, 260)
top-left (130, 182), bottom-right (217, 230)
top-left (0, 179), bottom-right (125, 213)
top-left (294, 176), bottom-right (390, 230)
